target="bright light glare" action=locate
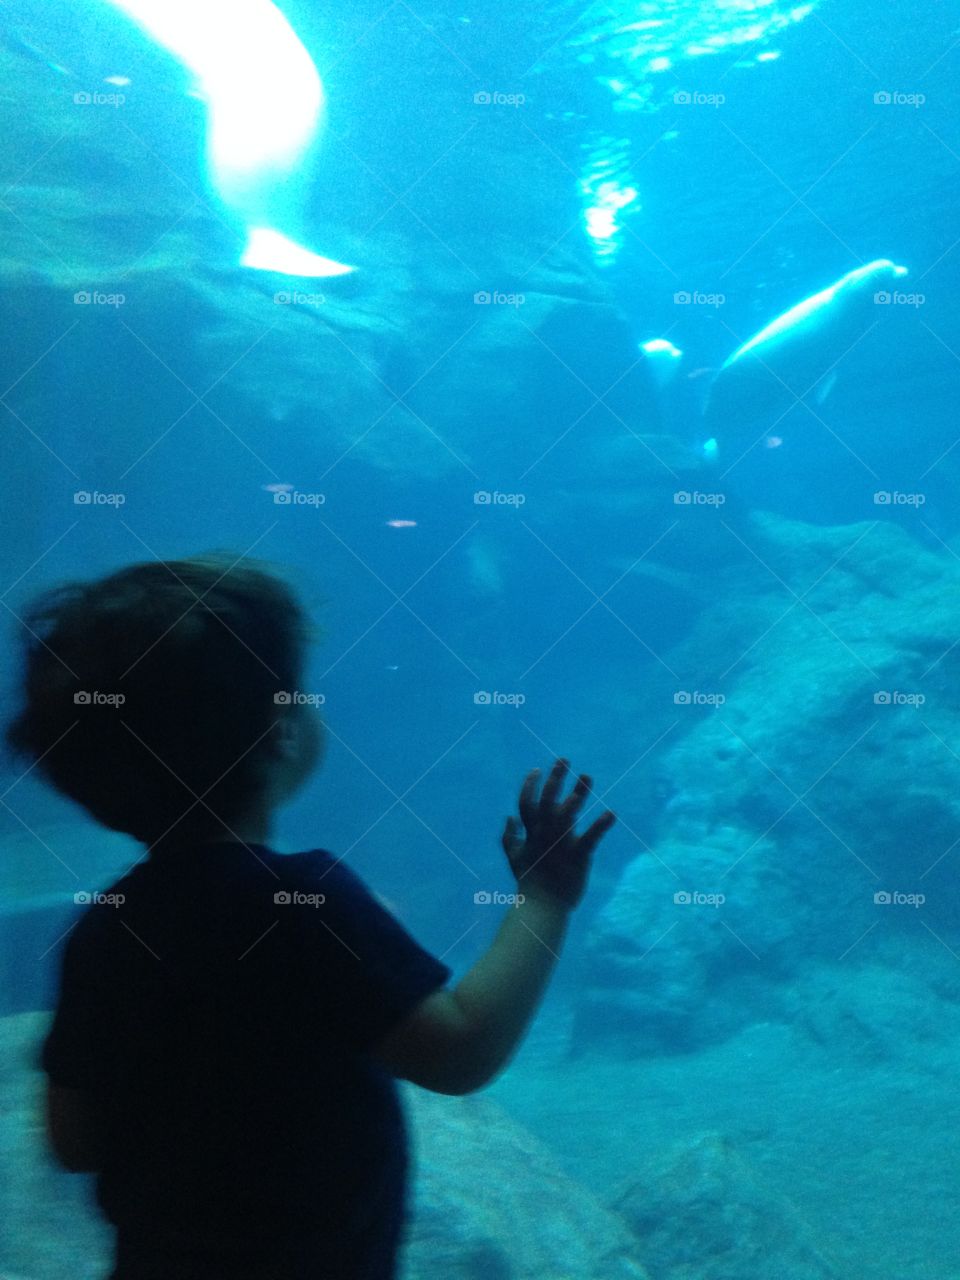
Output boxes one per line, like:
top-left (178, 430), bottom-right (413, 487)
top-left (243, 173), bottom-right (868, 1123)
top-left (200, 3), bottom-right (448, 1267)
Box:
top-left (108, 0), bottom-right (322, 177)
top-left (104, 0), bottom-right (353, 274)
top-left (641, 338), bottom-right (682, 358)
top-left (241, 228), bottom-right (353, 278)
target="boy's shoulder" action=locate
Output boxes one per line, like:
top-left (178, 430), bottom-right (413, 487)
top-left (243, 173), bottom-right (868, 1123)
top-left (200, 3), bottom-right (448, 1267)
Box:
top-left (67, 845), bottom-right (374, 945)
top-left (87, 845), bottom-right (365, 909)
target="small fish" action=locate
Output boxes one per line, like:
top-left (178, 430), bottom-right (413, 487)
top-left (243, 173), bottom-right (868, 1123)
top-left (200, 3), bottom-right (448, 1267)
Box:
top-left (4, 28), bottom-right (72, 76)
top-left (262, 482), bottom-right (294, 494)
top-left (385, 519), bottom-right (417, 528)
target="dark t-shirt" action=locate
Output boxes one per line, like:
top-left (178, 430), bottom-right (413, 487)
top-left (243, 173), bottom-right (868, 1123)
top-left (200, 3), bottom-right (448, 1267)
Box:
top-left (41, 843), bottom-right (452, 1279)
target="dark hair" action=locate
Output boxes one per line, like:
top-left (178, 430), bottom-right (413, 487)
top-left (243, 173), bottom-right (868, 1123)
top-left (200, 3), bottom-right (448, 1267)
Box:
top-left (5, 555), bottom-right (314, 844)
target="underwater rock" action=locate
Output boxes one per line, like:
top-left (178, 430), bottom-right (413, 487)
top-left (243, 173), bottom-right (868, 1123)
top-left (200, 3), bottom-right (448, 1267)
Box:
top-left (577, 512), bottom-right (960, 1053)
top-left (402, 1086), bottom-right (651, 1280)
top-left (786, 961), bottom-right (960, 1065)
top-left (0, 1012), bottom-right (114, 1278)
top-left (573, 824), bottom-right (798, 1052)
top-left (610, 1130), bottom-right (840, 1280)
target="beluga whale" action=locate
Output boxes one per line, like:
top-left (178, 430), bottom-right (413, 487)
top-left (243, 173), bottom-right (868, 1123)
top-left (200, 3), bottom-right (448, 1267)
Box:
top-left (704, 259), bottom-right (909, 463)
top-left (105, 0), bottom-right (354, 278)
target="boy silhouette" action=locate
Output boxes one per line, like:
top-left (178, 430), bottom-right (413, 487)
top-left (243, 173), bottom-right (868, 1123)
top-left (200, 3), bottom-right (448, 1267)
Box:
top-left (7, 555), bottom-right (615, 1279)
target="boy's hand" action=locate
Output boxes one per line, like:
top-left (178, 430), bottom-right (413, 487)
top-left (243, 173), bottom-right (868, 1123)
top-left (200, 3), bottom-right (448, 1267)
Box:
top-left (501, 758), bottom-right (616, 910)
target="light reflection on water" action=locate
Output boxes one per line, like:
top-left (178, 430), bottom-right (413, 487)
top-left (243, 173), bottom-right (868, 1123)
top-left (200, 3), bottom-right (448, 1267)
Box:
top-left (556, 0), bottom-right (820, 260)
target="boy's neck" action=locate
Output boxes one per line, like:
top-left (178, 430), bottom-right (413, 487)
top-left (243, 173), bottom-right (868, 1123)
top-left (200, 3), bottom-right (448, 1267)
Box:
top-left (150, 809), bottom-right (274, 854)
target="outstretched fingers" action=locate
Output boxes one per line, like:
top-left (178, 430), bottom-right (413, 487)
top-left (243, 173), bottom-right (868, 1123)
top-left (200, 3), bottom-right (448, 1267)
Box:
top-left (576, 809), bottom-right (617, 856)
top-left (518, 768), bottom-right (541, 832)
top-left (539, 758), bottom-right (568, 816)
top-left (558, 773), bottom-right (591, 824)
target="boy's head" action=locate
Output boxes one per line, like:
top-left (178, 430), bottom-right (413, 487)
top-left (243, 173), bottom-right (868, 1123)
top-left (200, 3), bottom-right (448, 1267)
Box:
top-left (6, 555), bottom-right (322, 846)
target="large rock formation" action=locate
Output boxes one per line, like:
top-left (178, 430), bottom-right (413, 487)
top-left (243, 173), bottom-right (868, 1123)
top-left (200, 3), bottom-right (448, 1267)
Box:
top-left (402, 1086), bottom-right (650, 1280)
top-left (576, 513), bottom-right (960, 1051)
top-left (612, 1130), bottom-right (840, 1280)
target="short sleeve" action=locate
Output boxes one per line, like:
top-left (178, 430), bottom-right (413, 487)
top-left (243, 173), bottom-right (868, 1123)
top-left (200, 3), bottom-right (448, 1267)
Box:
top-left (291, 852), bottom-right (452, 1051)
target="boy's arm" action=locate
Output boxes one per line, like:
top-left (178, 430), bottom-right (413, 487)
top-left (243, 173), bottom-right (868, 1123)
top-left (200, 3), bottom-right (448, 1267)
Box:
top-left (374, 890), bottom-right (571, 1095)
top-left (374, 760), bottom-right (614, 1095)
top-left (46, 1082), bottom-right (104, 1172)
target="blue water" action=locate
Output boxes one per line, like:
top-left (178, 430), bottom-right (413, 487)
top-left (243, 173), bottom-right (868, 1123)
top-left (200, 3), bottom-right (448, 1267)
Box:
top-left (2, 1), bottom-right (960, 1276)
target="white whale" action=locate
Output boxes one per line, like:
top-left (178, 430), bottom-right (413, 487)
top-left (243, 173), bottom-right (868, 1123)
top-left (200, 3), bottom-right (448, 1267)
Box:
top-left (705, 259), bottom-right (908, 454)
top-left (106, 0), bottom-right (353, 277)
top-left (639, 338), bottom-right (684, 391)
